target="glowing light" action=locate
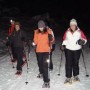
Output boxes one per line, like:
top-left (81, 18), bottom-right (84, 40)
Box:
top-left (10, 19), bottom-right (13, 23)
top-left (47, 59), bottom-right (50, 63)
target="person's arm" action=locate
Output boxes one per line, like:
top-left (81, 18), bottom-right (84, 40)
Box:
top-left (48, 29), bottom-right (55, 43)
top-left (32, 30), bottom-right (38, 46)
top-left (77, 30), bottom-right (87, 45)
top-left (80, 30), bottom-right (87, 44)
top-left (62, 30), bottom-right (68, 46)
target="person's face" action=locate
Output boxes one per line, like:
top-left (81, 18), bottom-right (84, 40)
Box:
top-left (70, 25), bottom-right (76, 31)
top-left (15, 25), bottom-right (20, 31)
top-left (39, 27), bottom-right (44, 32)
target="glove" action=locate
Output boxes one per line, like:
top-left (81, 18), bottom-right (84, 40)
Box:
top-left (48, 34), bottom-right (53, 42)
top-left (77, 39), bottom-right (85, 45)
top-left (60, 45), bottom-right (66, 51)
top-left (52, 43), bottom-right (55, 51)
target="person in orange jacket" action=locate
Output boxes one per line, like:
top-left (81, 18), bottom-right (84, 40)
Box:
top-left (6, 19), bottom-right (17, 62)
top-left (33, 20), bottom-right (54, 87)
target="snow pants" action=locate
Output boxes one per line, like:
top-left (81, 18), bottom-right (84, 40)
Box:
top-left (36, 52), bottom-right (50, 83)
top-left (15, 47), bottom-right (24, 71)
top-left (65, 49), bottom-right (82, 78)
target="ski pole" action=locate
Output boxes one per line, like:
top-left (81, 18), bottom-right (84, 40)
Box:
top-left (25, 52), bottom-right (29, 85)
top-left (27, 40), bottom-right (31, 61)
top-left (25, 40), bottom-right (31, 85)
top-left (81, 49), bottom-right (89, 77)
top-left (7, 46), bottom-right (15, 68)
top-left (57, 51), bottom-right (63, 76)
top-left (23, 47), bottom-right (29, 85)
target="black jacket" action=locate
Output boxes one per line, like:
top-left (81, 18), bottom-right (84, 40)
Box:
top-left (11, 29), bottom-right (26, 48)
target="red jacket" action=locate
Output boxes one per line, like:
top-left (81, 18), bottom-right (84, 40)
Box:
top-left (8, 24), bottom-right (15, 36)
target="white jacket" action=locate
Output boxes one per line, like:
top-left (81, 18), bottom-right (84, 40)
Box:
top-left (62, 28), bottom-right (87, 50)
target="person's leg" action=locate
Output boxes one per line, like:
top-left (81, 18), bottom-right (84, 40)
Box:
top-left (36, 53), bottom-right (43, 76)
top-left (16, 47), bottom-right (23, 74)
top-left (73, 49), bottom-right (81, 77)
top-left (42, 52), bottom-right (50, 87)
top-left (42, 52), bottom-right (50, 83)
top-left (65, 49), bottom-right (73, 78)
top-left (64, 49), bottom-right (73, 84)
top-left (11, 45), bottom-right (17, 62)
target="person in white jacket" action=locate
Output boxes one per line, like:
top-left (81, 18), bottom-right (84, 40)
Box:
top-left (61, 19), bottom-right (87, 84)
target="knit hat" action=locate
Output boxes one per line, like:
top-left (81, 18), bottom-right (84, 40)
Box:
top-left (38, 20), bottom-right (46, 28)
top-left (70, 19), bottom-right (77, 26)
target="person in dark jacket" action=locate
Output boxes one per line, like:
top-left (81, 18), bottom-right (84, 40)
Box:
top-left (11, 22), bottom-right (26, 75)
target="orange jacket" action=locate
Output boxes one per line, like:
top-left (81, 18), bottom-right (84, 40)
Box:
top-left (34, 28), bottom-right (54, 52)
top-left (8, 24), bottom-right (15, 36)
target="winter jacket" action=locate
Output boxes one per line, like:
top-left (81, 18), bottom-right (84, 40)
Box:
top-left (34, 28), bottom-right (54, 52)
top-left (62, 28), bottom-right (87, 50)
top-left (11, 30), bottom-right (26, 48)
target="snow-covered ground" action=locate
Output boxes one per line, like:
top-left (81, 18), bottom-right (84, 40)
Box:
top-left (0, 37), bottom-right (90, 90)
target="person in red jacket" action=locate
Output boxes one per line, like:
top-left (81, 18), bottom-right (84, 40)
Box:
top-left (33, 20), bottom-right (54, 88)
top-left (6, 20), bottom-right (17, 62)
top-left (8, 20), bottom-right (15, 36)
top-left (61, 19), bottom-right (87, 84)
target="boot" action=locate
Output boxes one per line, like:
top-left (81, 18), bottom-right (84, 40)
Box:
top-left (15, 70), bottom-right (22, 75)
top-left (64, 78), bottom-right (72, 85)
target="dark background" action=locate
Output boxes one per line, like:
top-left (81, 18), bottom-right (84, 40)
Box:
top-left (0, 0), bottom-right (90, 37)
top-left (2, 0), bottom-right (90, 18)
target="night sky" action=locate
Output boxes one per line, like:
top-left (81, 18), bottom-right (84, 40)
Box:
top-left (2, 0), bottom-right (90, 18)
top-left (0, 0), bottom-right (90, 35)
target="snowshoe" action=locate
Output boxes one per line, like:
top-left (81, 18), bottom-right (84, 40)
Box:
top-left (64, 78), bottom-right (72, 85)
top-left (37, 73), bottom-right (43, 79)
top-left (15, 70), bottom-right (22, 75)
top-left (73, 76), bottom-right (80, 82)
top-left (42, 82), bottom-right (50, 88)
